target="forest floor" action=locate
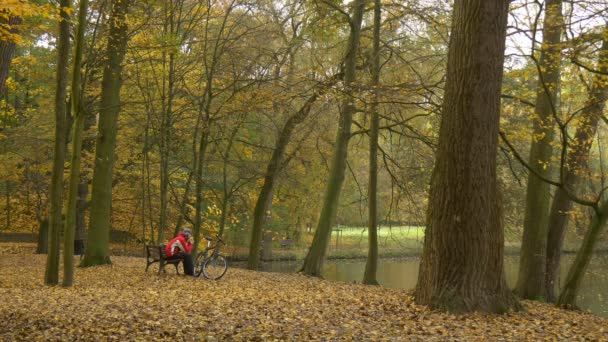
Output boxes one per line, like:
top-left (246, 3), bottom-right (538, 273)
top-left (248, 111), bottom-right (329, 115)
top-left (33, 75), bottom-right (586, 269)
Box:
top-left (1, 245), bottom-right (607, 341)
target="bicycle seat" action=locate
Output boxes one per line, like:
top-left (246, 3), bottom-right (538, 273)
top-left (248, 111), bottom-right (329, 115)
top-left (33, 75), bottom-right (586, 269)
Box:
top-left (204, 236), bottom-right (213, 241)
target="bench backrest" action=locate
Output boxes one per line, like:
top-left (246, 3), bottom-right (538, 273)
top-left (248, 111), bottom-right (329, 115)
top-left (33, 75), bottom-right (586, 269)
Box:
top-left (146, 245), bottom-right (167, 260)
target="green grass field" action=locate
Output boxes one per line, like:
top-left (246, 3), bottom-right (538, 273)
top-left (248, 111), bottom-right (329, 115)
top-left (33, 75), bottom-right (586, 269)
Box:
top-left (328, 225), bottom-right (425, 256)
top-left (335, 225), bottom-right (425, 240)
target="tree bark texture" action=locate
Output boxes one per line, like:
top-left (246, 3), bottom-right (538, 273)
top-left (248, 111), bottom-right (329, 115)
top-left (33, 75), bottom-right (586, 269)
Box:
top-left (516, 0), bottom-right (563, 300)
top-left (82, 0), bottom-right (131, 267)
top-left (36, 218), bottom-right (49, 254)
top-left (414, 0), bottom-right (520, 313)
top-left (546, 33), bottom-right (608, 302)
top-left (363, 0), bottom-right (381, 286)
top-left (0, 15), bottom-right (22, 97)
top-left (300, 0), bottom-right (365, 277)
top-left (45, 0), bottom-right (71, 286)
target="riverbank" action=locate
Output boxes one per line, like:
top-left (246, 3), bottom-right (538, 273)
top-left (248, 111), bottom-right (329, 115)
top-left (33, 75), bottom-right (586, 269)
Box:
top-left (1, 252), bottom-right (607, 340)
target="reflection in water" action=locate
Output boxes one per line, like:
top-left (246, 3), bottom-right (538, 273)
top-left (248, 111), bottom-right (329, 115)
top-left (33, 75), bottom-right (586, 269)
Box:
top-left (263, 254), bottom-right (608, 318)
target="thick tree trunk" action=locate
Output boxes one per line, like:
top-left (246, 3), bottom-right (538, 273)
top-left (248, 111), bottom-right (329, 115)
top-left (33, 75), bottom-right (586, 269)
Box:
top-left (0, 16), bottom-right (22, 97)
top-left (300, 0), bottom-right (365, 277)
top-left (45, 1), bottom-right (71, 285)
top-left (415, 0), bottom-right (520, 313)
top-left (516, 0), bottom-right (563, 300)
top-left (82, 0), bottom-right (131, 267)
top-left (363, 0), bottom-right (381, 286)
top-left (557, 200), bottom-right (608, 307)
top-left (63, 0), bottom-right (89, 287)
top-left (545, 34), bottom-right (608, 302)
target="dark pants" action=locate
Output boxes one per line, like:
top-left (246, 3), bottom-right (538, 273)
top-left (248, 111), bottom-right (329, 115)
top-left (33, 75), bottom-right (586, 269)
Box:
top-left (177, 252), bottom-right (194, 276)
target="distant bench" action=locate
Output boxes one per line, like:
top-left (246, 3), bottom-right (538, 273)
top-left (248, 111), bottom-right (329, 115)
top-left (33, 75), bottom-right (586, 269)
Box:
top-left (280, 238), bottom-right (293, 249)
top-left (145, 245), bottom-right (182, 274)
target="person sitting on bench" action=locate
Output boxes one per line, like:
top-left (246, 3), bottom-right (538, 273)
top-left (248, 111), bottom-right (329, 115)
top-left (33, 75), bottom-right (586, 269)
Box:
top-left (165, 228), bottom-right (194, 275)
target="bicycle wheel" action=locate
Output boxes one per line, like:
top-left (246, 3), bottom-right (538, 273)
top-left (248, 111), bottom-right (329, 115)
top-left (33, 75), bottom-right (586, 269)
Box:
top-left (194, 251), bottom-right (207, 277)
top-left (202, 255), bottom-right (227, 280)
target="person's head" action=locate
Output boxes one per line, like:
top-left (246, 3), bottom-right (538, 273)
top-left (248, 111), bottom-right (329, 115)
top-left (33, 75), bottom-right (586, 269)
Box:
top-left (182, 228), bottom-right (192, 239)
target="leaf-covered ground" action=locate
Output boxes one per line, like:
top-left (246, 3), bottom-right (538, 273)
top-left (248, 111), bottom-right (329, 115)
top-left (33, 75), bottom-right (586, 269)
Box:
top-left (1, 250), bottom-right (607, 341)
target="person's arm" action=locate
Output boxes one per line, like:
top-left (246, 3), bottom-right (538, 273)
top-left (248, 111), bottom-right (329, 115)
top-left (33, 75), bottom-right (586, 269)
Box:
top-left (184, 238), bottom-right (193, 254)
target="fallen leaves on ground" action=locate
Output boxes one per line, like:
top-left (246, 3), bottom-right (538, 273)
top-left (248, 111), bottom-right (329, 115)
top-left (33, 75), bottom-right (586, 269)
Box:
top-left (1, 253), bottom-right (607, 341)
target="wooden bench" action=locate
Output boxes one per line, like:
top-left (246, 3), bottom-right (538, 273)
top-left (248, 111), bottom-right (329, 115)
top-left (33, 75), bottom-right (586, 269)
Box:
top-left (145, 245), bottom-right (182, 275)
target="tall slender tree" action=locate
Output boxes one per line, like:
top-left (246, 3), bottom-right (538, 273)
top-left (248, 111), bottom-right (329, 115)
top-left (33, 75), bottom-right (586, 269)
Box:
top-left (247, 81), bottom-right (335, 270)
top-left (548, 31), bottom-right (608, 302)
top-left (63, 0), bottom-right (90, 287)
top-left (516, 0), bottom-right (564, 300)
top-left (415, 0), bottom-right (520, 313)
top-left (300, 0), bottom-right (365, 277)
top-left (82, 0), bottom-right (131, 266)
top-left (362, 0), bottom-right (381, 286)
top-left (44, 0), bottom-right (71, 285)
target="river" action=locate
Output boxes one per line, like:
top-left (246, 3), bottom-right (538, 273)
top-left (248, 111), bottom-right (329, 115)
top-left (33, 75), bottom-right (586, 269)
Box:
top-left (257, 254), bottom-right (608, 318)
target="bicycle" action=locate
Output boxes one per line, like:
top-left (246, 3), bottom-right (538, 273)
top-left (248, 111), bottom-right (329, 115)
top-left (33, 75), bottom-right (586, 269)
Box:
top-left (194, 235), bottom-right (228, 280)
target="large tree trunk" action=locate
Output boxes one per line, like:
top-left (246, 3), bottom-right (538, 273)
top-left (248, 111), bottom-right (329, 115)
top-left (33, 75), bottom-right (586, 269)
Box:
top-left (45, 0), bottom-right (71, 286)
top-left (363, 0), bottom-right (381, 286)
top-left (63, 0), bottom-right (89, 287)
top-left (545, 33), bottom-right (608, 302)
top-left (557, 199), bottom-right (608, 307)
top-left (82, 0), bottom-right (131, 267)
top-left (516, 0), bottom-right (563, 300)
top-left (0, 15), bottom-right (22, 97)
top-left (414, 0), bottom-right (519, 313)
top-left (300, 0), bottom-right (365, 277)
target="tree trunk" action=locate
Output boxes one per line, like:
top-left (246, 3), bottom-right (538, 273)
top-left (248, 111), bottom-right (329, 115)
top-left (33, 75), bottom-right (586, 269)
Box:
top-left (247, 82), bottom-right (332, 270)
top-left (516, 0), bottom-right (563, 300)
top-left (363, 0), bottom-right (381, 286)
top-left (63, 0), bottom-right (89, 287)
top-left (36, 218), bottom-right (49, 254)
top-left (414, 0), bottom-right (520, 313)
top-left (44, 1), bottom-right (71, 286)
top-left (545, 33), bottom-right (608, 302)
top-left (157, 52), bottom-right (175, 244)
top-left (0, 15), bottom-right (22, 97)
top-left (557, 200), bottom-right (608, 307)
top-left (4, 180), bottom-right (10, 231)
top-left (300, 0), bottom-right (365, 277)
top-left (82, 0), bottom-right (131, 267)
top-left (74, 183), bottom-right (87, 254)
top-left (192, 129), bottom-right (209, 257)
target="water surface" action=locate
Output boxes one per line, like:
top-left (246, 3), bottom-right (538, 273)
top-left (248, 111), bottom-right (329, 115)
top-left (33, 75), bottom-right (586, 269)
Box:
top-left (259, 254), bottom-right (608, 318)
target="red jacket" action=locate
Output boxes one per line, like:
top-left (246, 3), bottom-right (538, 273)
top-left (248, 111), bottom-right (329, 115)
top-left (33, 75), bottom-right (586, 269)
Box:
top-left (165, 232), bottom-right (193, 257)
